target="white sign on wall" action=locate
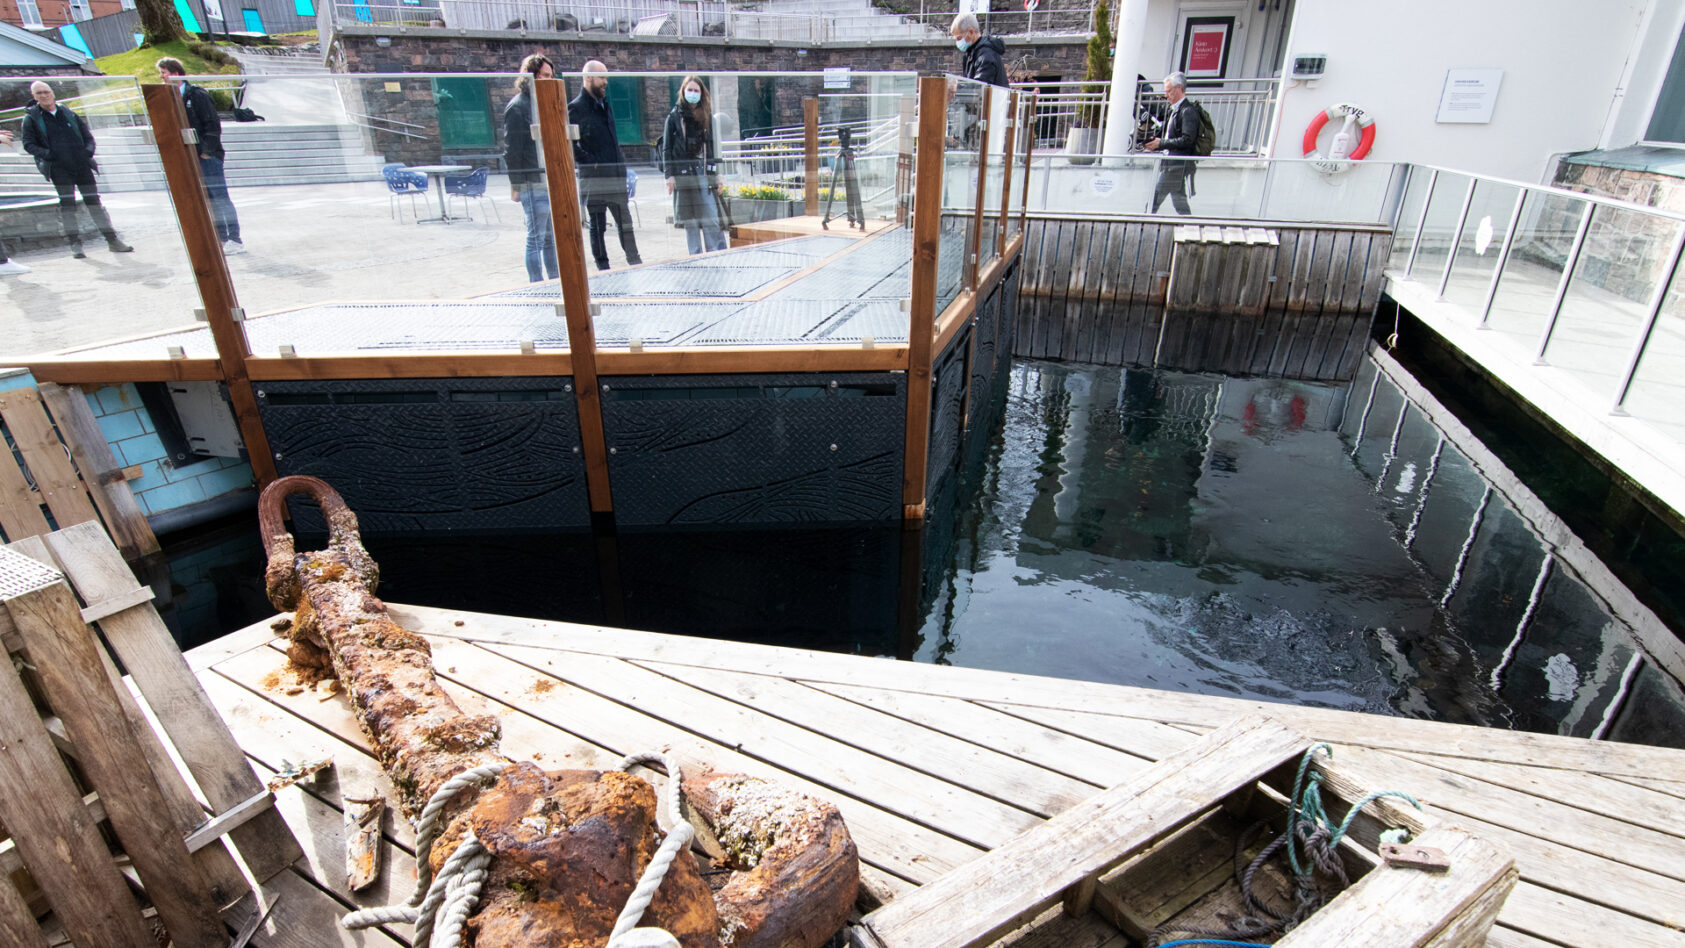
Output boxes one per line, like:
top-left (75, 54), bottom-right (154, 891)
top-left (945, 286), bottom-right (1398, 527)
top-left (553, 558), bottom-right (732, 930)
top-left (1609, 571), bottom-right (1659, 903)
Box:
top-left (824, 67), bottom-right (851, 89)
top-left (1436, 69), bottom-right (1504, 124)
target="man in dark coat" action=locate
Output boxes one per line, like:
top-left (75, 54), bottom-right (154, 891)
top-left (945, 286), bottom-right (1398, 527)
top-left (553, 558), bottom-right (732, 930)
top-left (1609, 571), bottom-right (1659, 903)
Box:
top-left (158, 57), bottom-right (243, 254)
top-left (1144, 72), bottom-right (1200, 215)
top-left (951, 13), bottom-right (1008, 87)
top-left (20, 80), bottom-right (133, 258)
top-left (569, 59), bottom-right (642, 271)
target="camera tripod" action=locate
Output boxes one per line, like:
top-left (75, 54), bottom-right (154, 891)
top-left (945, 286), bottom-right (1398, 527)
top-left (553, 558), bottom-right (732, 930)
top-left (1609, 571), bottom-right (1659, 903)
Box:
top-left (821, 126), bottom-right (866, 231)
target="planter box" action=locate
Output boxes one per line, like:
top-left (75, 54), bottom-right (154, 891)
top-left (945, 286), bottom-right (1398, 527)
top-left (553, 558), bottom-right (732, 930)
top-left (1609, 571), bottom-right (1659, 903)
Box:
top-left (722, 196), bottom-right (801, 225)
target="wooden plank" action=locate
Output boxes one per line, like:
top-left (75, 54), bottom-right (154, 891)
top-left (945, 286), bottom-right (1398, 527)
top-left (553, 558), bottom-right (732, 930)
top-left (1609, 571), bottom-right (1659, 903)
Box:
top-left (0, 861), bottom-right (50, 948)
top-left (1061, 222), bottom-right (1095, 361)
top-left (0, 624), bottom-right (156, 947)
top-left (593, 345), bottom-right (907, 375)
top-left (0, 387), bottom-right (99, 530)
top-left (1102, 223), bottom-right (1142, 364)
top-left (247, 352), bottom-right (575, 380)
top-left (1499, 880), bottom-right (1685, 947)
top-left (1303, 229), bottom-right (1338, 318)
top-left (537, 78), bottom-right (612, 517)
top-left (23, 357), bottom-right (225, 385)
top-left (1329, 229), bottom-right (1370, 315)
top-left (854, 716), bottom-right (1306, 948)
top-left (1358, 233), bottom-right (1396, 315)
top-left (1148, 218), bottom-right (1176, 305)
top-left (142, 84), bottom-right (276, 485)
top-left (0, 432), bottom-right (51, 543)
top-left (903, 76), bottom-right (950, 520)
top-left (36, 383), bottom-right (160, 559)
top-left (1265, 228), bottom-right (1299, 311)
top-left (1487, 926), bottom-right (1572, 948)
top-left (231, 867), bottom-right (410, 948)
top-left (805, 97), bottom-right (820, 217)
top-left (1319, 230), bottom-right (1357, 315)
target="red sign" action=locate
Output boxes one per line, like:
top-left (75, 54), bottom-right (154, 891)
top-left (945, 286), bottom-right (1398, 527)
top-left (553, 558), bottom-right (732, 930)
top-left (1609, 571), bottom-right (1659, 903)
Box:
top-left (1187, 25), bottom-right (1227, 75)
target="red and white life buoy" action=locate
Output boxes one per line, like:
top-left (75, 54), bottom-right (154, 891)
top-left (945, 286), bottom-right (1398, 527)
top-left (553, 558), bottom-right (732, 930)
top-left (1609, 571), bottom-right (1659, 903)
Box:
top-left (1302, 103), bottom-right (1376, 162)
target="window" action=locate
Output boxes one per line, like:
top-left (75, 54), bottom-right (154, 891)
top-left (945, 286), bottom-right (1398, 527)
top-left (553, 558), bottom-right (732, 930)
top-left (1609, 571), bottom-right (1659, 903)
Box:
top-left (1647, 23), bottom-right (1685, 143)
top-left (242, 7), bottom-right (265, 31)
top-left (68, 0), bottom-right (91, 20)
top-left (293, 0), bottom-right (314, 15)
top-left (120, 0), bottom-right (135, 9)
top-left (15, 0), bottom-right (42, 26)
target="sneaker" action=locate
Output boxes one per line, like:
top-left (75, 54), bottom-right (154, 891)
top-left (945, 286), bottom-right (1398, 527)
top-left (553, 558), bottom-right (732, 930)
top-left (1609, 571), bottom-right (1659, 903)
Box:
top-left (106, 237), bottom-right (134, 253)
top-left (223, 239), bottom-right (246, 256)
top-left (0, 260), bottom-right (30, 275)
top-left (70, 242), bottom-right (86, 259)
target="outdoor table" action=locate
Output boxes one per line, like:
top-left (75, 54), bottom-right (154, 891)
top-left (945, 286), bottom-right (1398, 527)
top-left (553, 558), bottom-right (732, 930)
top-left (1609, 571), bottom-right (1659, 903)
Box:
top-left (407, 164), bottom-right (473, 223)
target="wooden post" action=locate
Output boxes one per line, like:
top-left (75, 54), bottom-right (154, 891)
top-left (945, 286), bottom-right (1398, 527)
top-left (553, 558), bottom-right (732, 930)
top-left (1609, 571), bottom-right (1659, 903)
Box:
top-left (537, 77), bottom-right (614, 518)
top-left (998, 92), bottom-right (1018, 258)
top-left (1, 549), bottom-right (226, 948)
top-left (968, 86), bottom-right (992, 290)
top-left (1019, 92), bottom-right (1036, 235)
top-left (36, 383), bottom-right (161, 560)
top-left (902, 76), bottom-right (949, 522)
top-left (896, 95), bottom-right (916, 225)
top-left (805, 97), bottom-right (820, 217)
top-left (142, 84), bottom-right (277, 485)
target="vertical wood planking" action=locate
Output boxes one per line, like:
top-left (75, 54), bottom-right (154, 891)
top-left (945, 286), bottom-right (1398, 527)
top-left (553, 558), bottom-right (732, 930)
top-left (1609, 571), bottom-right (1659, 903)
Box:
top-left (1321, 231), bottom-right (1356, 314)
top-left (538, 78), bottom-right (614, 516)
top-left (1286, 228), bottom-right (1316, 313)
top-left (35, 383), bottom-right (160, 560)
top-left (141, 85), bottom-right (276, 484)
top-left (1105, 222), bottom-right (1142, 363)
top-left (0, 438), bottom-right (51, 542)
top-left (805, 97), bottom-right (820, 217)
top-left (1304, 230), bottom-right (1337, 317)
top-left (902, 77), bottom-right (949, 519)
top-left (1041, 221), bottom-right (1072, 358)
top-left (1267, 229), bottom-right (1299, 311)
top-left (0, 866), bottom-right (49, 948)
top-left (1357, 233), bottom-right (1395, 315)
top-left (7, 576), bottom-right (225, 947)
top-left (1063, 222), bottom-right (1097, 361)
top-left (0, 388), bottom-right (99, 530)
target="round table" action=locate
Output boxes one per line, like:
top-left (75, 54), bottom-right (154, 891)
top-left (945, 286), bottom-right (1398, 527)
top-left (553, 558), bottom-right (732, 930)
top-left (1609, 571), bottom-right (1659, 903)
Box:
top-left (406, 164), bottom-right (473, 223)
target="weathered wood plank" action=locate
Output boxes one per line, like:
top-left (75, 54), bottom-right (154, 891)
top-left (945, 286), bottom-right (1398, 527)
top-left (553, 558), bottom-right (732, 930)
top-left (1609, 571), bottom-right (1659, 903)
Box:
top-left (234, 867), bottom-right (410, 948)
top-left (854, 716), bottom-right (1305, 948)
top-left (0, 388), bottom-right (99, 530)
top-left (36, 383), bottom-right (160, 559)
top-left (1358, 233), bottom-right (1396, 315)
top-left (0, 433), bottom-right (51, 544)
top-left (1319, 230), bottom-right (1357, 315)
top-left (1499, 880), bottom-right (1685, 947)
top-left (44, 521), bottom-right (302, 882)
top-left (6, 575), bottom-right (226, 948)
top-left (0, 862), bottom-right (50, 948)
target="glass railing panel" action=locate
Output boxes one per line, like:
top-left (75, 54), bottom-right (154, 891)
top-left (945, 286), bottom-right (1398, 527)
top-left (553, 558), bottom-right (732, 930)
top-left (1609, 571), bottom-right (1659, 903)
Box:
top-left (1541, 207), bottom-right (1680, 402)
top-left (979, 86), bottom-right (1009, 271)
top-left (1256, 160), bottom-right (1400, 225)
top-left (1406, 171), bottom-right (1471, 284)
top-left (1441, 180), bottom-right (1524, 314)
top-left (1007, 96), bottom-right (1030, 245)
top-left (1624, 270), bottom-right (1685, 441)
top-left (1019, 157), bottom-right (1401, 225)
top-left (937, 76), bottom-right (987, 314)
top-left (1487, 190), bottom-right (1590, 351)
top-left (1, 75), bottom-right (211, 361)
top-left (1387, 165), bottom-right (1433, 270)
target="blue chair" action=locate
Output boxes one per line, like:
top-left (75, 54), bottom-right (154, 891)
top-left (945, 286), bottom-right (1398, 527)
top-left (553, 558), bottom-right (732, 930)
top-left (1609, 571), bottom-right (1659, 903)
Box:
top-left (443, 166), bottom-right (500, 222)
top-left (382, 164), bottom-right (428, 220)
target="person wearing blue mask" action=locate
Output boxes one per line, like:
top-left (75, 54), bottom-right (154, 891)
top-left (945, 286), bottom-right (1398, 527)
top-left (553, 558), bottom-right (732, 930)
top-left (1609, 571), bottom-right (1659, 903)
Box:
top-left (951, 13), bottom-right (1008, 88)
top-left (662, 75), bottom-right (728, 255)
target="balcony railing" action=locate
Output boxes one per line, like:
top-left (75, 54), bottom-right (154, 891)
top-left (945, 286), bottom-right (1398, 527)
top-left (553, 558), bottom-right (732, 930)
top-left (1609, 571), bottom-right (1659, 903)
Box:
top-left (1016, 78), bottom-right (1280, 157)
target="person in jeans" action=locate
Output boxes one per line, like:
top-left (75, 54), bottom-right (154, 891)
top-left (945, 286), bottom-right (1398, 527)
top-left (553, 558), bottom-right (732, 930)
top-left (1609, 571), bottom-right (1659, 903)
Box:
top-left (504, 53), bottom-right (559, 282)
top-left (157, 57), bottom-right (243, 254)
top-left (662, 75), bottom-right (727, 255)
top-left (569, 60), bottom-right (642, 271)
top-left (20, 81), bottom-right (134, 259)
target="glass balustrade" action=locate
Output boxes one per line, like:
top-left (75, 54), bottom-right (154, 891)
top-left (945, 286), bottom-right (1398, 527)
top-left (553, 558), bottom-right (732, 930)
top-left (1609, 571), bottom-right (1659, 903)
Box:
top-left (1485, 190), bottom-right (1591, 351)
top-left (1441, 179), bottom-right (1524, 314)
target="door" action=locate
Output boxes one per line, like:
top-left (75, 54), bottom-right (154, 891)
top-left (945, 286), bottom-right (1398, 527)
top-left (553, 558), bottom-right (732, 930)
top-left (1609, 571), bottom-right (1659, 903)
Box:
top-left (432, 77), bottom-right (494, 149)
top-left (241, 8), bottom-right (266, 32)
top-left (606, 76), bottom-right (644, 146)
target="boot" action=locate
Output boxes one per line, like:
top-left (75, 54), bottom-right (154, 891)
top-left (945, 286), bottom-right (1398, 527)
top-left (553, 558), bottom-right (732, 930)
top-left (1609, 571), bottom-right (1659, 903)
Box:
top-left (60, 208), bottom-right (84, 258)
top-left (88, 205), bottom-right (133, 253)
top-left (104, 233), bottom-right (134, 253)
top-left (69, 239), bottom-right (85, 259)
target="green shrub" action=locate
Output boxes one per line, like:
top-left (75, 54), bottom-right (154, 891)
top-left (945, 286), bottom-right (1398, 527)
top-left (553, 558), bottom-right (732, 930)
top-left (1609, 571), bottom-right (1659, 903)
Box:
top-left (734, 184), bottom-right (792, 201)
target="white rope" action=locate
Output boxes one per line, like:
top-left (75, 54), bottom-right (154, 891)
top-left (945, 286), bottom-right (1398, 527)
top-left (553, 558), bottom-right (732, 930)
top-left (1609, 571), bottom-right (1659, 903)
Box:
top-left (607, 752), bottom-right (695, 948)
top-left (411, 762), bottom-right (510, 902)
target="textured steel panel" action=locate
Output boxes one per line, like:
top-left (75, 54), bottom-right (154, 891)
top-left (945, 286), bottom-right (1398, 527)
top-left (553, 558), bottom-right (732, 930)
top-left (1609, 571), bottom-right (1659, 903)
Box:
top-left (926, 328), bottom-right (968, 504)
top-left (600, 371), bottom-right (907, 526)
top-left (256, 376), bottom-right (590, 532)
top-left (682, 299), bottom-right (908, 346)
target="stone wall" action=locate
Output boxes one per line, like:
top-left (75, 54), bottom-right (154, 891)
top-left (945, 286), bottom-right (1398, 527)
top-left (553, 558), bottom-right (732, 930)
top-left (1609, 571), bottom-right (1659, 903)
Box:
top-left (1530, 160), bottom-right (1685, 305)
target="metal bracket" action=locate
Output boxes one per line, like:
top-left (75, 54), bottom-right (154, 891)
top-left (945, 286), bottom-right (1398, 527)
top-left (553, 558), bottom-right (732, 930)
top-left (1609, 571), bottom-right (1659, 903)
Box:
top-left (588, 301), bottom-right (602, 317)
top-left (138, 128), bottom-right (155, 146)
top-left (278, 344), bottom-right (297, 358)
top-left (167, 346), bottom-right (187, 360)
top-left (566, 123), bottom-right (581, 141)
top-left (530, 123), bottom-right (542, 142)
top-left (978, 119), bottom-right (988, 131)
top-left (229, 306), bottom-right (246, 323)
top-left (194, 307), bottom-right (208, 324)
top-left (519, 340), bottom-right (535, 355)
top-left (181, 128), bottom-right (199, 145)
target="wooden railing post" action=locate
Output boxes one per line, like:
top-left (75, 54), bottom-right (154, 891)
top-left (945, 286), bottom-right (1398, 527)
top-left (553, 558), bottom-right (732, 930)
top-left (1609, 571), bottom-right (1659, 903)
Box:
top-left (998, 91), bottom-right (1018, 257)
top-left (902, 76), bottom-right (949, 522)
top-left (805, 97), bottom-right (820, 217)
top-left (142, 84), bottom-right (276, 485)
top-left (536, 77), bottom-right (614, 520)
top-left (968, 85), bottom-right (992, 289)
top-left (1019, 92), bottom-right (1036, 232)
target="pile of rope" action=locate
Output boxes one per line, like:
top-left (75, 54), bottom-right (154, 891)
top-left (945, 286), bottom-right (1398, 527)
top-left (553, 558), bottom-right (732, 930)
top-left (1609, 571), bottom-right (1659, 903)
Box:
top-left (342, 752), bottom-right (696, 948)
top-left (1149, 743), bottom-right (1421, 948)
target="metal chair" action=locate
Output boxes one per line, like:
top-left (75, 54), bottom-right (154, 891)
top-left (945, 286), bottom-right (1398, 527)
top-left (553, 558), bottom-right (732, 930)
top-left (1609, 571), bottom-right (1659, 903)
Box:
top-left (626, 167), bottom-right (642, 225)
top-left (382, 164), bottom-right (428, 221)
top-left (443, 167), bottom-right (500, 222)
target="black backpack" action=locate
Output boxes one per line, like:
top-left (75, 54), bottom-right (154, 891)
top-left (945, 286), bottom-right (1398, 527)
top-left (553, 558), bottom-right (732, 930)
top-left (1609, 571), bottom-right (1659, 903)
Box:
top-left (231, 106), bottom-right (265, 122)
top-left (1192, 100), bottom-right (1216, 156)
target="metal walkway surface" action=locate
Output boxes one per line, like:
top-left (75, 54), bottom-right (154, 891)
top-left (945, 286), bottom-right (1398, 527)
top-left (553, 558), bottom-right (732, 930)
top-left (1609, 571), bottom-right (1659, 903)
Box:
top-left (66, 229), bottom-right (954, 359)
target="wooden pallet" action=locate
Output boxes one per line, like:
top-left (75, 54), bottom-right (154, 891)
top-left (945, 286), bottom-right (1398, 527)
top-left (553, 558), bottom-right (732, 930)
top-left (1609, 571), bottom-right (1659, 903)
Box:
top-left (851, 716), bottom-right (1517, 948)
top-left (0, 383), bottom-right (159, 561)
top-left (0, 522), bottom-right (302, 947)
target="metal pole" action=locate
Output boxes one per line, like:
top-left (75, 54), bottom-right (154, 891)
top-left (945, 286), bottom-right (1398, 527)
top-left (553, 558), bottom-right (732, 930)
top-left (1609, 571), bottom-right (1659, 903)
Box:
top-left (1436, 177), bottom-right (1479, 298)
top-left (1478, 188), bottom-right (1528, 328)
top-left (1533, 202), bottom-right (1595, 365)
top-left (1611, 223), bottom-right (1685, 413)
top-left (1402, 169), bottom-right (1437, 280)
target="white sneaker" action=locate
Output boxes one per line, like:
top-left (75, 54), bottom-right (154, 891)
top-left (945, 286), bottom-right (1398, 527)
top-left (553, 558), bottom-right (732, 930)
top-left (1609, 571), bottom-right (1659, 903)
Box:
top-left (0, 260), bottom-right (30, 275)
top-left (223, 240), bottom-right (247, 256)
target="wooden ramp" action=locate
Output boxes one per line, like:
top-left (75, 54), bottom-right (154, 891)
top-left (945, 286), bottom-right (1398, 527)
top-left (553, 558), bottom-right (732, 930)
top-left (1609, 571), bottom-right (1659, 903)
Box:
top-left (732, 214), bottom-right (898, 245)
top-left (188, 605), bottom-right (1685, 948)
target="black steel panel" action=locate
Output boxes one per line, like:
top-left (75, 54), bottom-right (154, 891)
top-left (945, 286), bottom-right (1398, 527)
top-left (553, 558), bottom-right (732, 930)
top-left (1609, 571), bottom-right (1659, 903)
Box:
top-left (599, 372), bottom-right (907, 526)
top-left (256, 377), bottom-right (590, 532)
top-left (926, 327), bottom-right (969, 505)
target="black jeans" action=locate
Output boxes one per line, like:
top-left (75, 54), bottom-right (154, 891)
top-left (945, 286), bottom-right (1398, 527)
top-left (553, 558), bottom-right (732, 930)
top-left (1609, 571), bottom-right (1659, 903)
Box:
top-left (49, 165), bottom-right (118, 239)
top-left (587, 195), bottom-right (641, 270)
top-left (1151, 160), bottom-right (1191, 215)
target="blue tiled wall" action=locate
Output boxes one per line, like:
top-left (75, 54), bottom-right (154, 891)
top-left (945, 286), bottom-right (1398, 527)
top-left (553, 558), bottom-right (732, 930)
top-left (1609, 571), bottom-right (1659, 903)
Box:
top-left (79, 383), bottom-right (256, 517)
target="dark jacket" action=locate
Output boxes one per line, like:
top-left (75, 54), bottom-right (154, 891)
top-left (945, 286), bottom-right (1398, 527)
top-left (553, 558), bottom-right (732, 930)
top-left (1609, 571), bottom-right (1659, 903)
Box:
top-left (180, 81), bottom-right (225, 160)
top-left (502, 88), bottom-right (542, 187)
top-left (21, 102), bottom-right (96, 178)
top-left (569, 86), bottom-right (628, 200)
top-left (1159, 98), bottom-right (1201, 156)
top-left (661, 105), bottom-right (717, 225)
top-left (962, 35), bottom-right (1008, 88)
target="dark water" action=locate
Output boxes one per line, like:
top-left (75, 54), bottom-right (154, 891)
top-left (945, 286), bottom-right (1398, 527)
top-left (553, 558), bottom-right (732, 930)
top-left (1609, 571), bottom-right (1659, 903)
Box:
top-left (151, 357), bottom-right (1685, 749)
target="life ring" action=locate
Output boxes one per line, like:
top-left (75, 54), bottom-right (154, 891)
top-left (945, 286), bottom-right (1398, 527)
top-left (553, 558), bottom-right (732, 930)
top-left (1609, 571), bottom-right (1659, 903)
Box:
top-left (1302, 103), bottom-right (1376, 161)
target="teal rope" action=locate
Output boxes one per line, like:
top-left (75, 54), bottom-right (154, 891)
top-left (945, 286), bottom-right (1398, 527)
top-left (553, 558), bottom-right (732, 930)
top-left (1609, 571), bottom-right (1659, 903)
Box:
top-left (1286, 743), bottom-right (1423, 879)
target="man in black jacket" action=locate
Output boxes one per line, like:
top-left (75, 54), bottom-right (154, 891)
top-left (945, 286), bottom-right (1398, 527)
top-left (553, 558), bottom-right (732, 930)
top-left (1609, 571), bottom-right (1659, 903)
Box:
top-left (20, 80), bottom-right (133, 258)
top-left (1144, 72), bottom-right (1199, 215)
top-left (158, 57), bottom-right (243, 254)
top-left (569, 60), bottom-right (641, 271)
top-left (951, 13), bottom-right (1008, 88)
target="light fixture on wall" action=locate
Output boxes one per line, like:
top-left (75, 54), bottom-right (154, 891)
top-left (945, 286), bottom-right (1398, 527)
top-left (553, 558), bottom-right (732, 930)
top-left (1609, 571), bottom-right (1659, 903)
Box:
top-left (796, 48), bottom-right (807, 57)
top-left (374, 35), bottom-right (392, 47)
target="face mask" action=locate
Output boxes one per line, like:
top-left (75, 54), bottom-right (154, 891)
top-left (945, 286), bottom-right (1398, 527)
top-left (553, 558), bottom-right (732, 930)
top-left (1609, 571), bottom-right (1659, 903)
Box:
top-left (684, 89), bottom-right (701, 105)
top-left (955, 38), bottom-right (971, 52)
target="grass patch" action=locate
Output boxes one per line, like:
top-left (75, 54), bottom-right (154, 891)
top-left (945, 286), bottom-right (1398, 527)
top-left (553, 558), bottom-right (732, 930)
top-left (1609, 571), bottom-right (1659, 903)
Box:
top-left (94, 40), bottom-right (245, 110)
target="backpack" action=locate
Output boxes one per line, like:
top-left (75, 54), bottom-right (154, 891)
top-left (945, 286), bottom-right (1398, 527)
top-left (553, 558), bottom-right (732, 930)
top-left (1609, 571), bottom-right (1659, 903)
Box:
top-left (231, 106), bottom-right (264, 122)
top-left (1192, 100), bottom-right (1216, 156)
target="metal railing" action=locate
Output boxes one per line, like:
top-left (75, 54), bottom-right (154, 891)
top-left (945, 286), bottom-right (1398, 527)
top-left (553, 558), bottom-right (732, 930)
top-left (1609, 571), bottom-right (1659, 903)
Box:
top-left (1015, 77), bottom-right (1280, 157)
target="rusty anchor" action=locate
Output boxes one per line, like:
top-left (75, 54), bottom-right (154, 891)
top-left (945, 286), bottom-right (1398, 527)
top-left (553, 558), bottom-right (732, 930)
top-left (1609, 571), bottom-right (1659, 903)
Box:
top-left (258, 475), bottom-right (859, 948)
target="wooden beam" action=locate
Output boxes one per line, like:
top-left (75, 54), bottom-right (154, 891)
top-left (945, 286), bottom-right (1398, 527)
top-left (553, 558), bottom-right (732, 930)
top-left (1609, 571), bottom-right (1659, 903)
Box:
top-left (0, 424), bottom-right (50, 543)
top-left (247, 352), bottom-right (575, 381)
top-left (37, 383), bottom-right (161, 560)
top-left (142, 84), bottom-right (276, 486)
top-left (0, 387), bottom-right (99, 530)
top-left (805, 97), bottom-right (820, 217)
top-left (902, 76), bottom-right (950, 521)
top-left (968, 85), bottom-right (992, 290)
top-left (0, 849), bottom-right (50, 948)
top-left (21, 358), bottom-right (224, 384)
top-left (1019, 93), bottom-right (1035, 236)
top-left (998, 91), bottom-right (1018, 258)
top-left (537, 77), bottom-right (614, 517)
top-left (595, 345), bottom-right (908, 375)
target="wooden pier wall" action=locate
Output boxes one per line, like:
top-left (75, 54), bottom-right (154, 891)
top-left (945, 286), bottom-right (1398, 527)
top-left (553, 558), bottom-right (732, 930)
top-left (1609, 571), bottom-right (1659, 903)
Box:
top-left (1016, 216), bottom-right (1392, 378)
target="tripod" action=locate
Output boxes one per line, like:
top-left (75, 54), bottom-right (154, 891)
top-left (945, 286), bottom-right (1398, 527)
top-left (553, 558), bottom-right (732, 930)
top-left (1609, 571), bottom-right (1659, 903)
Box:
top-left (821, 126), bottom-right (865, 231)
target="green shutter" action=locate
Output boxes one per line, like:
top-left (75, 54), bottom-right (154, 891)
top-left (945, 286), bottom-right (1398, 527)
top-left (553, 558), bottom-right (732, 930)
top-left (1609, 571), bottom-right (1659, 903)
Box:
top-left (431, 77), bottom-right (494, 149)
top-left (606, 77), bottom-right (643, 146)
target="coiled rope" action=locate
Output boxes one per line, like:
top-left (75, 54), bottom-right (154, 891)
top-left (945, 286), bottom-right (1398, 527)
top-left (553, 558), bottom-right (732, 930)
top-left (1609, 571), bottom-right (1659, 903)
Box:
top-left (607, 752), bottom-right (696, 948)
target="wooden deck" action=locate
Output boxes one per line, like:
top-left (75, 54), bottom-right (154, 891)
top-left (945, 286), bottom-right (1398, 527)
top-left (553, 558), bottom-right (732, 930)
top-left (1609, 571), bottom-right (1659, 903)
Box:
top-left (188, 605), bottom-right (1685, 948)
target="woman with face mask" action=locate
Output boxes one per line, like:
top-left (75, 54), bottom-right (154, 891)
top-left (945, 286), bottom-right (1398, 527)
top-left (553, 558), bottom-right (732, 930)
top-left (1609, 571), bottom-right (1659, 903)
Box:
top-left (662, 75), bottom-right (729, 254)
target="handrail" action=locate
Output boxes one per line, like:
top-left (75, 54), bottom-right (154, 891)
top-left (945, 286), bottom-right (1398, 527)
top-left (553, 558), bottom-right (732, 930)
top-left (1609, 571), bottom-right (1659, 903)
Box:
top-left (1406, 161), bottom-right (1685, 225)
top-left (344, 110), bottom-right (429, 139)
